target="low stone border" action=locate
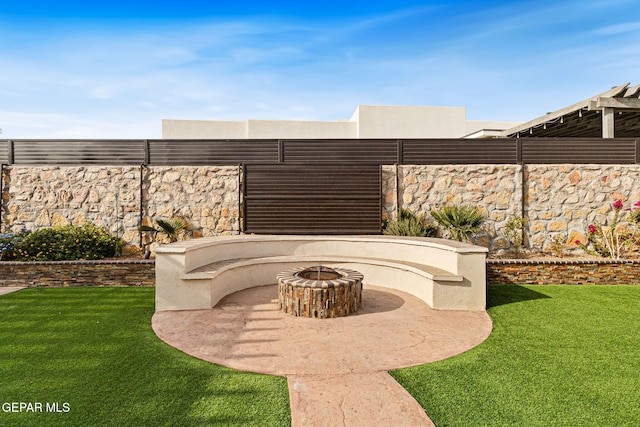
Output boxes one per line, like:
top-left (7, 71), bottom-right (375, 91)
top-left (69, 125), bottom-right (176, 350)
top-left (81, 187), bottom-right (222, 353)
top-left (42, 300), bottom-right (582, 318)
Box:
top-left (0, 259), bottom-right (155, 287)
top-left (487, 259), bottom-right (640, 285)
top-left (1, 258), bottom-right (638, 289)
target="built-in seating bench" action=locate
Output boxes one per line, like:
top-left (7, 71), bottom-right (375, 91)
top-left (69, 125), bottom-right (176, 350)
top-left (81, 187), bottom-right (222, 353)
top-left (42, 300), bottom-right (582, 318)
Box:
top-left (154, 235), bottom-right (488, 312)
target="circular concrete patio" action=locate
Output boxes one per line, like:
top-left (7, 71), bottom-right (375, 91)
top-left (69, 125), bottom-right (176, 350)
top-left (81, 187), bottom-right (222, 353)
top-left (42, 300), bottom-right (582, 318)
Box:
top-left (152, 284), bottom-right (492, 376)
top-left (152, 284), bottom-right (492, 426)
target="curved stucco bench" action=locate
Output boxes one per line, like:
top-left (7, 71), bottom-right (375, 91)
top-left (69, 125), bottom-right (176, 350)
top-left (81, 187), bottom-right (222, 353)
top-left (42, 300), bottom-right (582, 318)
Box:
top-left (154, 235), bottom-right (488, 312)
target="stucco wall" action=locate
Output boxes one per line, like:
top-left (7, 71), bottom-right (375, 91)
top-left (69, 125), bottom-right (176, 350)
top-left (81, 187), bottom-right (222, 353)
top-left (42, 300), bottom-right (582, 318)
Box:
top-left (162, 105), bottom-right (516, 139)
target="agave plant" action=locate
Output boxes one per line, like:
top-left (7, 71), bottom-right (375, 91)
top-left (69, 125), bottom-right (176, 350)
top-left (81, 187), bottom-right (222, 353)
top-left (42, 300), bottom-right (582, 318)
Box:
top-left (430, 204), bottom-right (486, 242)
top-left (383, 208), bottom-right (438, 237)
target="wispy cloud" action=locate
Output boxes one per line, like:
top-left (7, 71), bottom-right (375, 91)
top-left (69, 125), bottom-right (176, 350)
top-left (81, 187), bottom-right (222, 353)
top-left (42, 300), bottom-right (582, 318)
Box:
top-left (596, 21), bottom-right (640, 35)
top-left (1, 1), bottom-right (639, 138)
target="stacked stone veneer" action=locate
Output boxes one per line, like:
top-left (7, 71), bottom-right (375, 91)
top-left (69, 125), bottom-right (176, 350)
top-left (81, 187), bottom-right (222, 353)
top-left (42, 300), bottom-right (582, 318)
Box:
top-left (0, 260), bottom-right (155, 287)
top-left (487, 259), bottom-right (640, 285)
top-left (3, 163), bottom-right (640, 253)
top-left (1, 165), bottom-right (240, 250)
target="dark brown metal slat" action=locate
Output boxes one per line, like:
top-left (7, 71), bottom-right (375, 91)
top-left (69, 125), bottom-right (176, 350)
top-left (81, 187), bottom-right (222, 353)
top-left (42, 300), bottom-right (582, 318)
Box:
top-left (244, 164), bottom-right (382, 234)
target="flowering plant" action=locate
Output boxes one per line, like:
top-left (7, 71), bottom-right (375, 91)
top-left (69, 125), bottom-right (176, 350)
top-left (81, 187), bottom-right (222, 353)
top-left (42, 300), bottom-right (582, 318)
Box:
top-left (576, 199), bottom-right (634, 259)
top-left (0, 229), bottom-right (29, 261)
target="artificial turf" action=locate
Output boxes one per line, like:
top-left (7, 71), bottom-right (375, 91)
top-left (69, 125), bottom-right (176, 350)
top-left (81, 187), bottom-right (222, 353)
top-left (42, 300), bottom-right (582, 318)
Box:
top-left (2, 285), bottom-right (639, 426)
top-left (0, 287), bottom-right (291, 427)
top-left (391, 285), bottom-right (640, 426)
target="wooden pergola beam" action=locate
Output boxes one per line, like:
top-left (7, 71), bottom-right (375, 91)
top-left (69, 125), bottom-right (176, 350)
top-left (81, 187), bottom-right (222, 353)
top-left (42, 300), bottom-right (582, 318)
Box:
top-left (590, 97), bottom-right (640, 110)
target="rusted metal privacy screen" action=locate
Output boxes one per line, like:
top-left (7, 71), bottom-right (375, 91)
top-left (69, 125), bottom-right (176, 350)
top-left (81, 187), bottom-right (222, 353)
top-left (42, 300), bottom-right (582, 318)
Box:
top-left (244, 164), bottom-right (382, 234)
top-left (1, 138), bottom-right (639, 165)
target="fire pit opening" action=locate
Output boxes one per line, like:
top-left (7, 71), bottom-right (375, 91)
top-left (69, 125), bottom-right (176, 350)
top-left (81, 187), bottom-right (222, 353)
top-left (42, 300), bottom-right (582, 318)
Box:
top-left (296, 265), bottom-right (342, 281)
top-left (277, 265), bottom-right (363, 319)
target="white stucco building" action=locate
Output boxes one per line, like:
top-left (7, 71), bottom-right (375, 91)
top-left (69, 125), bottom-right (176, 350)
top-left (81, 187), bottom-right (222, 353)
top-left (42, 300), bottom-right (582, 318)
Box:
top-left (162, 105), bottom-right (521, 139)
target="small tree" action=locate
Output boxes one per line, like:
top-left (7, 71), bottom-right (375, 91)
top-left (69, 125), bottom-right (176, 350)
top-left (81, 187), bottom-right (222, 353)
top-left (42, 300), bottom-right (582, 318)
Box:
top-left (503, 215), bottom-right (527, 257)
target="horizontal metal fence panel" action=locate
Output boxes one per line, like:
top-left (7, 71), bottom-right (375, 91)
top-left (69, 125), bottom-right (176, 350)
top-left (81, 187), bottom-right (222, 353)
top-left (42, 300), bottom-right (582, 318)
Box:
top-left (244, 200), bottom-right (381, 234)
top-left (244, 164), bottom-right (381, 234)
top-left (149, 140), bottom-right (279, 165)
top-left (521, 138), bottom-right (636, 164)
top-left (12, 140), bottom-right (145, 165)
top-left (3, 138), bottom-right (639, 165)
top-left (0, 140), bottom-right (8, 164)
top-left (245, 166), bottom-right (380, 198)
top-left (283, 139), bottom-right (398, 163)
top-left (403, 139), bottom-right (517, 164)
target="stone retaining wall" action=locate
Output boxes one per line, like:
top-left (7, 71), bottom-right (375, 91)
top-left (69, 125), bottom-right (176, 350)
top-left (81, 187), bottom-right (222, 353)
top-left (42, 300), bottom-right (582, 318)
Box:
top-left (0, 260), bottom-right (155, 287)
top-left (0, 259), bottom-right (637, 288)
top-left (487, 259), bottom-right (640, 285)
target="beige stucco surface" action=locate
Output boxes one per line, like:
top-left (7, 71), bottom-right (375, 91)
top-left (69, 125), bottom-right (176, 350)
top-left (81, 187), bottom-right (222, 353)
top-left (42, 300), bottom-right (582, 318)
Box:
top-left (154, 235), bottom-right (488, 312)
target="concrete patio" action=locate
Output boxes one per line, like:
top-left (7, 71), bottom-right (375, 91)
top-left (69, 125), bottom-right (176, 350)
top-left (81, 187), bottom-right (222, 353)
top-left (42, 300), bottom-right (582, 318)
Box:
top-left (153, 284), bottom-right (493, 426)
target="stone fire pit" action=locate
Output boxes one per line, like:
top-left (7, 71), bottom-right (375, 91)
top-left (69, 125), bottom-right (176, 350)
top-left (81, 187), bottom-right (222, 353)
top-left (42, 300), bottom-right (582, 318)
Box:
top-left (277, 265), bottom-right (363, 318)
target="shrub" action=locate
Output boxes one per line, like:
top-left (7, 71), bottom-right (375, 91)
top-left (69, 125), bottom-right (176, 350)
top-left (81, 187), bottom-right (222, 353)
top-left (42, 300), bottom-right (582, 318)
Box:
top-left (383, 208), bottom-right (437, 237)
top-left (430, 204), bottom-right (486, 243)
top-left (13, 224), bottom-right (122, 261)
top-left (576, 199), bottom-right (634, 259)
top-left (547, 234), bottom-right (566, 258)
top-left (0, 233), bottom-right (15, 261)
top-left (503, 215), bottom-right (527, 256)
top-left (0, 229), bottom-right (29, 261)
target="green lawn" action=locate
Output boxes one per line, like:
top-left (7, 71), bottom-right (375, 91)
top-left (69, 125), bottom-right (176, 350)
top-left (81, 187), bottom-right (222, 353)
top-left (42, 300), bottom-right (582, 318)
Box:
top-left (2, 286), bottom-right (639, 426)
top-left (392, 285), bottom-right (640, 426)
top-left (0, 288), bottom-right (290, 427)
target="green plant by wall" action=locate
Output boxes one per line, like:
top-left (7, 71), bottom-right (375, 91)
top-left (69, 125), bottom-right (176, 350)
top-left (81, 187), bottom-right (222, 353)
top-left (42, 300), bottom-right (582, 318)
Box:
top-left (503, 215), bottom-right (528, 256)
top-left (383, 208), bottom-right (438, 237)
top-left (13, 224), bottom-right (122, 261)
top-left (0, 230), bottom-right (29, 261)
top-left (140, 216), bottom-right (191, 258)
top-left (547, 234), bottom-right (566, 258)
top-left (575, 199), bottom-right (640, 259)
top-left (430, 204), bottom-right (486, 243)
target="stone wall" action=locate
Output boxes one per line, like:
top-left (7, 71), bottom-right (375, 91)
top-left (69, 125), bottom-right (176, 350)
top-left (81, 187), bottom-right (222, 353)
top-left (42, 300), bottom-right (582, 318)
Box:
top-left (143, 166), bottom-right (240, 242)
top-left (3, 163), bottom-right (640, 254)
top-left (1, 165), bottom-right (241, 251)
top-left (383, 164), bottom-right (640, 253)
top-left (2, 166), bottom-right (142, 245)
top-left (525, 165), bottom-right (640, 253)
top-left (385, 165), bottom-right (522, 251)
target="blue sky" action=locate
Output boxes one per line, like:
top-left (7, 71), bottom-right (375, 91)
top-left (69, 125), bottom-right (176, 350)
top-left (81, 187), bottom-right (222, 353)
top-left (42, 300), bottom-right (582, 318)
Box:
top-left (1, 0), bottom-right (639, 138)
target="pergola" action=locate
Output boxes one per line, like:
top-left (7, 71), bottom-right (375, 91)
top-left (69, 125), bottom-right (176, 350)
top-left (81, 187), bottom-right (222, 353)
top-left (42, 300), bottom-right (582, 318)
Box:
top-left (502, 83), bottom-right (640, 138)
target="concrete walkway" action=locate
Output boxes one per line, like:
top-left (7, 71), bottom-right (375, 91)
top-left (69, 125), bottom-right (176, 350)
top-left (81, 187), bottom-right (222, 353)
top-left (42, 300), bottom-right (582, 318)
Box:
top-left (0, 287), bottom-right (26, 296)
top-left (152, 285), bottom-right (492, 426)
